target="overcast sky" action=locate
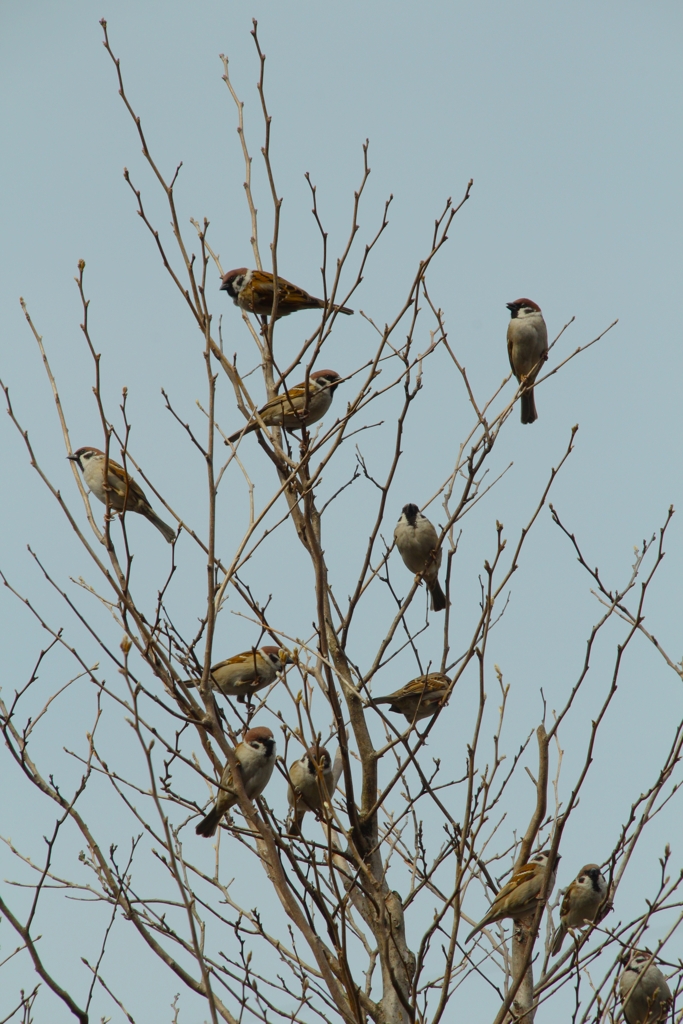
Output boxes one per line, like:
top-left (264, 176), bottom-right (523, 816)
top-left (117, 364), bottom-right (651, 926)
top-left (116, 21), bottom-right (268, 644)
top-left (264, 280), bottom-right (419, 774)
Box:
top-left (1, 2), bottom-right (682, 1021)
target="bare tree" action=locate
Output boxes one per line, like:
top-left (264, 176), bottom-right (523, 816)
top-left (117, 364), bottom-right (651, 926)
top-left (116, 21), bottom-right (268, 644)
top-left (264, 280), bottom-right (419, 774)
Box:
top-left (1, 21), bottom-right (681, 1024)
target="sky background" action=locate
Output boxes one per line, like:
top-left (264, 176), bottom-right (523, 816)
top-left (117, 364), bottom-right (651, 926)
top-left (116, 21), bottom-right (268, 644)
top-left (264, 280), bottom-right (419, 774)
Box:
top-left (1, 1), bottom-right (682, 1021)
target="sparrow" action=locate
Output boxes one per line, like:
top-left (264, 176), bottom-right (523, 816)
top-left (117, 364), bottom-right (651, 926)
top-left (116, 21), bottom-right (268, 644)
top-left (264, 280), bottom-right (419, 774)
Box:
top-left (184, 646), bottom-right (293, 703)
top-left (372, 674), bottom-right (451, 723)
top-left (226, 370), bottom-right (341, 445)
top-left (551, 863), bottom-right (608, 955)
top-left (619, 949), bottom-right (673, 1024)
top-left (394, 504), bottom-right (447, 612)
top-left (195, 727), bottom-right (277, 838)
top-left (466, 851), bottom-right (560, 943)
top-left (506, 298), bottom-right (548, 424)
top-left (68, 447), bottom-right (175, 543)
top-left (220, 268), bottom-right (353, 318)
top-left (287, 744), bottom-right (335, 835)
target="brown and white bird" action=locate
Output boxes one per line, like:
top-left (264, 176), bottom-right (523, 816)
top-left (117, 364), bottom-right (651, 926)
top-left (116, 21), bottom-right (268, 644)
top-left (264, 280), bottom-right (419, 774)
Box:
top-left (226, 370), bottom-right (341, 445)
top-left (466, 851), bottom-right (560, 943)
top-left (195, 727), bottom-right (277, 838)
top-left (394, 504), bottom-right (447, 612)
top-left (184, 647), bottom-right (293, 703)
top-left (619, 949), bottom-right (673, 1024)
top-left (68, 447), bottom-right (176, 543)
top-left (506, 298), bottom-right (548, 424)
top-left (551, 863), bottom-right (608, 955)
top-left (372, 674), bottom-right (451, 723)
top-left (287, 745), bottom-right (335, 836)
top-left (220, 268), bottom-right (353, 319)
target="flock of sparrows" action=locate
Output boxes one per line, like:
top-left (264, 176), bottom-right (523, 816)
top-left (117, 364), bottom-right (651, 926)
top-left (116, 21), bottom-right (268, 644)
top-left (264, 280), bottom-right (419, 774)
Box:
top-left (66, 272), bottom-right (672, 1004)
top-left (193, 725), bottom-right (335, 842)
top-left (67, 276), bottom-right (549, 541)
top-left (464, 853), bottom-right (614, 959)
top-left (465, 854), bottom-right (673, 1017)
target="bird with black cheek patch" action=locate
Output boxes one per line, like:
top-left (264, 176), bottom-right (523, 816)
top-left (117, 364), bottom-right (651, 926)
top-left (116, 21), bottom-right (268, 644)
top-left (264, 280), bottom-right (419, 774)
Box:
top-left (506, 298), bottom-right (548, 424)
top-left (466, 851), bottom-right (560, 943)
top-left (372, 674), bottom-right (451, 723)
top-left (551, 863), bottom-right (608, 955)
top-left (393, 504), bottom-right (447, 612)
top-left (68, 447), bottom-right (176, 543)
top-left (287, 745), bottom-right (336, 836)
top-left (225, 370), bottom-right (341, 446)
top-left (183, 646), bottom-right (293, 703)
top-left (195, 727), bottom-right (277, 839)
top-left (221, 268), bottom-right (353, 319)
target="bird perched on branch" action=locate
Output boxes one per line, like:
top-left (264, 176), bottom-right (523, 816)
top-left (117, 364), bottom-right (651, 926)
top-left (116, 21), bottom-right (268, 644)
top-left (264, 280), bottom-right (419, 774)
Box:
top-left (394, 504), bottom-right (447, 612)
top-left (619, 949), bottom-right (672, 1024)
top-left (506, 298), bottom-right (548, 424)
top-left (220, 268), bottom-right (353, 319)
top-left (287, 745), bottom-right (335, 836)
top-left (465, 851), bottom-right (560, 943)
top-left (551, 863), bottom-right (608, 955)
top-left (372, 674), bottom-right (451, 723)
top-left (195, 727), bottom-right (276, 838)
top-left (68, 447), bottom-right (176, 543)
top-left (183, 646), bottom-right (293, 703)
top-left (225, 369), bottom-right (341, 445)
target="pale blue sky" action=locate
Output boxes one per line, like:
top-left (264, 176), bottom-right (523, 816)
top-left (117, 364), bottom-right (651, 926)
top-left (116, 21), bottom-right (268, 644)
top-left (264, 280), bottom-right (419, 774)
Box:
top-left (1, 2), bottom-right (682, 1021)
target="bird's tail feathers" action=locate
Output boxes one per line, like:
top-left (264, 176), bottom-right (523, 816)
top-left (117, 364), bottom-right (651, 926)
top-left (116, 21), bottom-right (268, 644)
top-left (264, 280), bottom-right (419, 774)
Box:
top-left (551, 925), bottom-right (566, 956)
top-left (195, 807), bottom-right (222, 838)
top-left (145, 510), bottom-right (176, 544)
top-left (288, 813), bottom-right (304, 838)
top-left (429, 581), bottom-right (448, 612)
top-left (226, 421), bottom-right (257, 446)
top-left (520, 389), bottom-right (538, 424)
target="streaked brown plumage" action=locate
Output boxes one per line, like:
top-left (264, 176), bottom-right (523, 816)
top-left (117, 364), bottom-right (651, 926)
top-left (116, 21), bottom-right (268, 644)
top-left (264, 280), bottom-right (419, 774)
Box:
top-left (184, 647), bottom-right (292, 703)
top-left (221, 268), bottom-right (353, 318)
top-left (68, 447), bottom-right (175, 543)
top-left (372, 674), bottom-right (451, 722)
top-left (225, 370), bottom-right (341, 445)
top-left (466, 851), bottom-right (560, 943)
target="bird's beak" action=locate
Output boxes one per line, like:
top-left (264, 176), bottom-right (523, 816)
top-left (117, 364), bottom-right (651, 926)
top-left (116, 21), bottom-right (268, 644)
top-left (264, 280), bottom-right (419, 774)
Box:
top-left (506, 302), bottom-right (515, 311)
top-left (66, 453), bottom-right (79, 461)
top-left (219, 277), bottom-right (229, 291)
